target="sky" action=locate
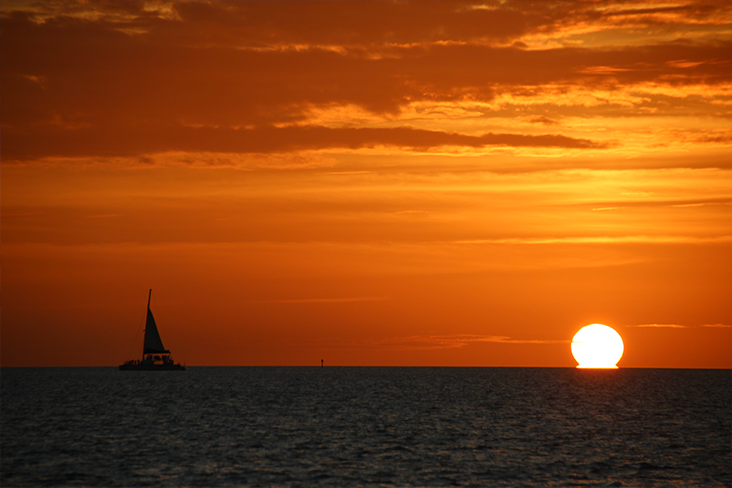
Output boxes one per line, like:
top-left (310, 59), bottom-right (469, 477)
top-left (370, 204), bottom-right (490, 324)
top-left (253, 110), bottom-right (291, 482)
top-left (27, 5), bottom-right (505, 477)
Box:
top-left (1, 0), bottom-right (730, 368)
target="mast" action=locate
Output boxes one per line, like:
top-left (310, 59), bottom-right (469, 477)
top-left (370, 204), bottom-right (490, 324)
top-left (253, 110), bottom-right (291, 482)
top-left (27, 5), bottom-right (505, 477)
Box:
top-left (142, 288), bottom-right (169, 358)
top-left (142, 289), bottom-right (152, 360)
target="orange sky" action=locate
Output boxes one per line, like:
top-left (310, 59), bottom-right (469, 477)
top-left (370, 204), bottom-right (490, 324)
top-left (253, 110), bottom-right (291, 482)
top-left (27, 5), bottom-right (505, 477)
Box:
top-left (2, 0), bottom-right (730, 368)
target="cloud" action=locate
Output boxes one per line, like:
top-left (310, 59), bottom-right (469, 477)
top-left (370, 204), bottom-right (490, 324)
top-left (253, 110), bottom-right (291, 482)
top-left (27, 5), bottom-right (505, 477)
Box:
top-left (587, 198), bottom-right (731, 211)
top-left (306, 334), bottom-right (567, 351)
top-left (527, 115), bottom-right (559, 126)
top-left (671, 201), bottom-right (731, 208)
top-left (629, 323), bottom-right (732, 329)
top-left (1, 3), bottom-right (729, 162)
top-left (257, 297), bottom-right (389, 304)
top-left (449, 236), bottom-right (732, 245)
top-left (85, 214), bottom-right (120, 219)
top-left (2, 124), bottom-right (608, 161)
top-left (7, 1), bottom-right (729, 47)
top-left (629, 323), bottom-right (688, 328)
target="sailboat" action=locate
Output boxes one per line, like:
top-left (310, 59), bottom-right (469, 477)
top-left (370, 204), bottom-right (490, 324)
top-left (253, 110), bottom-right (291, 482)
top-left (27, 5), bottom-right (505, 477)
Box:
top-left (119, 290), bottom-right (185, 370)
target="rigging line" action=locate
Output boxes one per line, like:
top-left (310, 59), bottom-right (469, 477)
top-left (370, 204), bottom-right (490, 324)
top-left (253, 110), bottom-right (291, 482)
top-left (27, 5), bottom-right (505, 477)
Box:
top-left (124, 312), bottom-right (146, 362)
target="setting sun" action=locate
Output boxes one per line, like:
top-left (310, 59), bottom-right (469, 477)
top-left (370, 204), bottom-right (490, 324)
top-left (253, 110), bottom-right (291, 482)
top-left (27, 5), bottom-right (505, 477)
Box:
top-left (571, 324), bottom-right (624, 369)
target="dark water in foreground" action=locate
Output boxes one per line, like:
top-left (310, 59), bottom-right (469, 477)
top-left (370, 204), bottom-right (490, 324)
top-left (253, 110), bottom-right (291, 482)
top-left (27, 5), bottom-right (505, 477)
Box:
top-left (1, 367), bottom-right (730, 487)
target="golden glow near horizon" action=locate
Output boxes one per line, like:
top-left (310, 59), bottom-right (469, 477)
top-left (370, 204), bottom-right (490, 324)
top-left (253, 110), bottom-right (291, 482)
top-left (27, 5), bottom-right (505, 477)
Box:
top-left (1, 1), bottom-right (730, 367)
top-left (571, 324), bottom-right (625, 369)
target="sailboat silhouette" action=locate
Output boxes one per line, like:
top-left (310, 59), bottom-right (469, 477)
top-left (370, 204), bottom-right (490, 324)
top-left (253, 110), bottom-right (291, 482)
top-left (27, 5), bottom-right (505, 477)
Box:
top-left (119, 290), bottom-right (185, 370)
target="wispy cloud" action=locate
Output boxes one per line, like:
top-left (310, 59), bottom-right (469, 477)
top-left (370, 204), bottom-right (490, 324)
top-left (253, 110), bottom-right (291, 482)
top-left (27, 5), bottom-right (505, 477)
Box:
top-left (671, 202), bottom-right (731, 208)
top-left (258, 297), bottom-right (389, 304)
top-left (449, 236), bottom-right (732, 245)
top-left (628, 323), bottom-right (732, 329)
top-left (3, 125), bottom-right (609, 161)
top-left (86, 214), bottom-right (120, 219)
top-left (629, 323), bottom-right (688, 328)
top-left (305, 334), bottom-right (566, 351)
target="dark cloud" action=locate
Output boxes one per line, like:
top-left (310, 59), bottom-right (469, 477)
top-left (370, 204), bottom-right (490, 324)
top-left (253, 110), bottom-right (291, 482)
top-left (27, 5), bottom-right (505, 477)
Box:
top-left (528, 116), bottom-right (559, 126)
top-left (1, 1), bottom-right (729, 161)
top-left (2, 124), bottom-right (607, 161)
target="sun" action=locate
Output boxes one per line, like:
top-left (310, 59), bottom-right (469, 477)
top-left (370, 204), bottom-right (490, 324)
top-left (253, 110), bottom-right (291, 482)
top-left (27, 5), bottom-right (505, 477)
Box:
top-left (571, 324), bottom-right (624, 369)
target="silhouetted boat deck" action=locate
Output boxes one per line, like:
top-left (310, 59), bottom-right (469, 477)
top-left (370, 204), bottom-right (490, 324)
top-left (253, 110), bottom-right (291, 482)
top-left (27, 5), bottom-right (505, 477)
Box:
top-left (119, 290), bottom-right (185, 371)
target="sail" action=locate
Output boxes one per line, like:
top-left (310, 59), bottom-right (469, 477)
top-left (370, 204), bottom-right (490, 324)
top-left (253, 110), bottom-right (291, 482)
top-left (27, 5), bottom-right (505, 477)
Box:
top-left (142, 290), bottom-right (169, 354)
top-left (120, 289), bottom-right (184, 370)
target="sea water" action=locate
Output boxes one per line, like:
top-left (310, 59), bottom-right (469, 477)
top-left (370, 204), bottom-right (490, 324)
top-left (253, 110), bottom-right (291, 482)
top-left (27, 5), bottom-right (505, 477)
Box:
top-left (1, 367), bottom-right (730, 487)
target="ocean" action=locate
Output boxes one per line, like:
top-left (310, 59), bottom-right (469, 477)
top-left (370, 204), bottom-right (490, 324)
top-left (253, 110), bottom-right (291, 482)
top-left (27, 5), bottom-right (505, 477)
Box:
top-left (1, 367), bottom-right (730, 487)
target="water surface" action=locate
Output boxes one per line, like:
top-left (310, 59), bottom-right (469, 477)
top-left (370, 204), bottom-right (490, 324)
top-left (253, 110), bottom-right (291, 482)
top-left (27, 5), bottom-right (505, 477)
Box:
top-left (2, 367), bottom-right (730, 487)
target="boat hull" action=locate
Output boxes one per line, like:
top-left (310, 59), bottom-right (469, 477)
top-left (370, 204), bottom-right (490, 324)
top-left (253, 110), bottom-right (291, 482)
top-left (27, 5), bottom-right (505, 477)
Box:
top-left (122, 290), bottom-right (185, 371)
top-left (119, 363), bottom-right (185, 371)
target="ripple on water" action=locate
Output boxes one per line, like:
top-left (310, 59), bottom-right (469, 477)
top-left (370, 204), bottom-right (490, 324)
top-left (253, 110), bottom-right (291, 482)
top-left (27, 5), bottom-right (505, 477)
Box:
top-left (1, 367), bottom-right (730, 487)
